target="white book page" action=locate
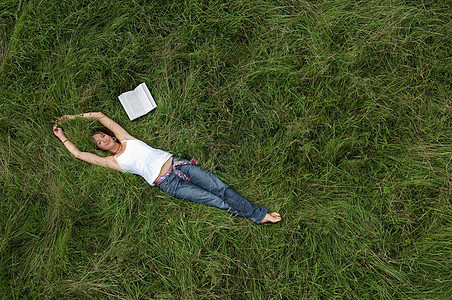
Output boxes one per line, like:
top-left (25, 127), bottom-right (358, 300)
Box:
top-left (140, 83), bottom-right (157, 110)
top-left (135, 83), bottom-right (157, 113)
top-left (118, 94), bottom-right (133, 120)
top-left (120, 91), bottom-right (144, 120)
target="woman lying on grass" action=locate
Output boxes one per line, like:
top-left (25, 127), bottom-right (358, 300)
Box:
top-left (52, 112), bottom-right (281, 224)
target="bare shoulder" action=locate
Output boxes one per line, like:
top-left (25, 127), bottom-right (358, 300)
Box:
top-left (106, 155), bottom-right (117, 161)
top-left (105, 155), bottom-right (123, 171)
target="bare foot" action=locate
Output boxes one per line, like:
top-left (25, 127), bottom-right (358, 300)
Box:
top-left (260, 212), bottom-right (282, 224)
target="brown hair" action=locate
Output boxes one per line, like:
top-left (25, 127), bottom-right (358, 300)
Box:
top-left (91, 127), bottom-right (120, 151)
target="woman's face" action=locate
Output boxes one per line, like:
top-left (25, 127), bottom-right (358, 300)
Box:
top-left (92, 133), bottom-right (115, 152)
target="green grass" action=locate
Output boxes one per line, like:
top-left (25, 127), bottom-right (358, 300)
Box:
top-left (1, 0), bottom-right (451, 298)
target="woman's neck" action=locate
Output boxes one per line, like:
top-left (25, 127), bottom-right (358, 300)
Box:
top-left (110, 142), bottom-right (121, 155)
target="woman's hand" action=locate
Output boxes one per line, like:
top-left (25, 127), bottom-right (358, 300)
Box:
top-left (60, 115), bottom-right (76, 121)
top-left (52, 123), bottom-right (65, 138)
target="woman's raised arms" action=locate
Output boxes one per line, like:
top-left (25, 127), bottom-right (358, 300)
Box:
top-left (60, 112), bottom-right (135, 141)
top-left (52, 123), bottom-right (122, 172)
top-left (75, 151), bottom-right (122, 171)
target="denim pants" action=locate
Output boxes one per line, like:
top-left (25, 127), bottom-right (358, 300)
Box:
top-left (157, 163), bottom-right (268, 224)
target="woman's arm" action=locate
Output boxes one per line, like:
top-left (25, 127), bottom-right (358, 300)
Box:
top-left (52, 124), bottom-right (82, 157)
top-left (52, 124), bottom-right (122, 171)
top-left (61, 112), bottom-right (135, 141)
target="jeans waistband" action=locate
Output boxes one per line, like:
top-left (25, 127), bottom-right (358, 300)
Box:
top-left (154, 157), bottom-right (198, 186)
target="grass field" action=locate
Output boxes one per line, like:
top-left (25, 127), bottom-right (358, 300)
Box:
top-left (1, 0), bottom-right (451, 298)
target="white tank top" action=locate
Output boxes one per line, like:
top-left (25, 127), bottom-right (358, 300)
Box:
top-left (114, 139), bottom-right (172, 186)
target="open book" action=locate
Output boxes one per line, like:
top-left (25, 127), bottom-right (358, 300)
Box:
top-left (118, 83), bottom-right (157, 120)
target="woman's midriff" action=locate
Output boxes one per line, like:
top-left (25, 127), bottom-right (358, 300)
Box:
top-left (157, 157), bottom-right (173, 178)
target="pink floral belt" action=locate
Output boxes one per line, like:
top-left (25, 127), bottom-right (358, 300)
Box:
top-left (154, 157), bottom-right (198, 186)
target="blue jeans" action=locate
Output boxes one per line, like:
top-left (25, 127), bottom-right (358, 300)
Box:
top-left (157, 163), bottom-right (268, 224)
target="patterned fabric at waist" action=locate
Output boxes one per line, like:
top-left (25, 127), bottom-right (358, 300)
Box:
top-left (154, 157), bottom-right (198, 186)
